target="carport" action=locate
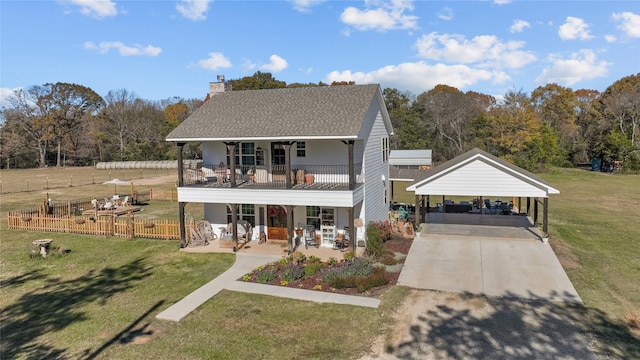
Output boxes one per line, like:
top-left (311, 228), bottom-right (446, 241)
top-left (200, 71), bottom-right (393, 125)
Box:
top-left (397, 148), bottom-right (580, 302)
top-left (406, 148), bottom-right (560, 236)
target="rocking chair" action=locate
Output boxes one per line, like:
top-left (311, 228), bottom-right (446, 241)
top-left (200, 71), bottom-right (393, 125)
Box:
top-left (304, 225), bottom-right (319, 249)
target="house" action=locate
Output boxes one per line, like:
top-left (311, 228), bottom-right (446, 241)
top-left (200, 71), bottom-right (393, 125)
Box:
top-left (166, 79), bottom-right (394, 253)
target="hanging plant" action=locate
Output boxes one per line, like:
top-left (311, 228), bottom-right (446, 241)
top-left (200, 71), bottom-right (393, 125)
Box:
top-left (269, 206), bottom-right (280, 217)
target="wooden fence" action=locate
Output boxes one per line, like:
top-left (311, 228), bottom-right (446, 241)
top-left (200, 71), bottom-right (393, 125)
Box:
top-left (7, 212), bottom-right (180, 240)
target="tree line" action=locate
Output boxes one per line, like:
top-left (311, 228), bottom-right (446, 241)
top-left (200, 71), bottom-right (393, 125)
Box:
top-left (1, 71), bottom-right (638, 172)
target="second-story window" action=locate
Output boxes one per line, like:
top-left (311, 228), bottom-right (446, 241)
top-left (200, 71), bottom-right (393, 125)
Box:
top-left (296, 142), bottom-right (306, 157)
top-left (382, 137), bottom-right (389, 162)
top-left (226, 142), bottom-right (255, 166)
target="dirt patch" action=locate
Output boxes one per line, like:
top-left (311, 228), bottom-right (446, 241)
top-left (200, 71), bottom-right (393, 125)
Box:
top-left (550, 237), bottom-right (581, 270)
top-left (362, 290), bottom-right (600, 359)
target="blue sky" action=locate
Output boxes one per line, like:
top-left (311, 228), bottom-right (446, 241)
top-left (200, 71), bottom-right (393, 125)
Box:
top-left (1, 0), bottom-right (639, 107)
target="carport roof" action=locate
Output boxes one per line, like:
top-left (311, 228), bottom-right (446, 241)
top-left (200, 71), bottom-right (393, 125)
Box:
top-left (406, 148), bottom-right (560, 198)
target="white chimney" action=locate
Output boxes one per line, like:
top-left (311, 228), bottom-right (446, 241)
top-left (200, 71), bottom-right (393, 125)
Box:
top-left (209, 75), bottom-right (232, 96)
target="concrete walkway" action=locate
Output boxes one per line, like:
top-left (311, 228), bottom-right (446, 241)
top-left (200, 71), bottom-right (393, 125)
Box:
top-left (156, 252), bottom-right (381, 322)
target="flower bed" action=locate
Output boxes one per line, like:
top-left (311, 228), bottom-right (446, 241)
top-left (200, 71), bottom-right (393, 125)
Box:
top-left (240, 231), bottom-right (413, 297)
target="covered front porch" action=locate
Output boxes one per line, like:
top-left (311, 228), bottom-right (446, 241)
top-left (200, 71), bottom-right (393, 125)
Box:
top-left (181, 234), bottom-right (366, 261)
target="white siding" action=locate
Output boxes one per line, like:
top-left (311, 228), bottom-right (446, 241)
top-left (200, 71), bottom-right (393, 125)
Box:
top-left (414, 160), bottom-right (549, 197)
top-left (362, 109), bottom-right (390, 227)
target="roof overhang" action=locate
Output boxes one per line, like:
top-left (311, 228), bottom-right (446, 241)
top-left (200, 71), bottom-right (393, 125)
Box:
top-left (166, 135), bottom-right (360, 142)
top-left (406, 150), bottom-right (560, 198)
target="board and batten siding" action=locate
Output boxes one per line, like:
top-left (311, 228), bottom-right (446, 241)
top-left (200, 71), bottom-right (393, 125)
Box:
top-left (415, 160), bottom-right (550, 198)
top-left (362, 110), bottom-right (390, 228)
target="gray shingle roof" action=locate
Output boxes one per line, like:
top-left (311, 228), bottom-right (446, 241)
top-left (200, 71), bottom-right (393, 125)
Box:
top-left (166, 84), bottom-right (383, 141)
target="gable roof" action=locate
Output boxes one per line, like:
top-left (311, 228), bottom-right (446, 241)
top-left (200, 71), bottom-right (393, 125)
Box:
top-left (166, 84), bottom-right (392, 142)
top-left (406, 148), bottom-right (560, 198)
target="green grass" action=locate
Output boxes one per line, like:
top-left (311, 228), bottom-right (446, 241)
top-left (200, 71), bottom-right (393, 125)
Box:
top-left (541, 168), bottom-right (640, 320)
top-left (2, 167), bottom-right (638, 358)
top-left (0, 168), bottom-right (406, 359)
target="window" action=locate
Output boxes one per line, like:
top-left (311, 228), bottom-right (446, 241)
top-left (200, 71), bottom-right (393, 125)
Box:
top-left (226, 142), bottom-right (255, 166)
top-left (296, 142), bottom-right (306, 157)
top-left (382, 137), bottom-right (389, 162)
top-left (227, 204), bottom-right (256, 226)
top-left (306, 206), bottom-right (320, 231)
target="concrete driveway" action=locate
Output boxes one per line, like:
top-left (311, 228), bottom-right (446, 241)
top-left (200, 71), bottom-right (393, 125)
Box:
top-left (397, 214), bottom-right (582, 303)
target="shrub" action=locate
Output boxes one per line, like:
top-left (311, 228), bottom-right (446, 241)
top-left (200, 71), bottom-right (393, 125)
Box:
top-left (280, 263), bottom-right (304, 282)
top-left (328, 267), bottom-right (389, 292)
top-left (304, 262), bottom-right (323, 277)
top-left (380, 253), bottom-right (397, 266)
top-left (256, 267), bottom-right (277, 283)
top-left (366, 222), bottom-right (384, 258)
top-left (327, 257), bottom-right (338, 266)
top-left (307, 255), bottom-right (322, 264)
top-left (291, 251), bottom-right (306, 263)
top-left (322, 256), bottom-right (373, 284)
top-left (278, 257), bottom-right (289, 267)
top-left (343, 250), bottom-right (356, 261)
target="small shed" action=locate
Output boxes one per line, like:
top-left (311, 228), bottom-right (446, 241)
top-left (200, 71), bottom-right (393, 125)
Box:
top-left (389, 150), bottom-right (432, 169)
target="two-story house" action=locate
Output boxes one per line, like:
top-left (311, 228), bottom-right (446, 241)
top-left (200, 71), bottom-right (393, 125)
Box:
top-left (166, 79), bottom-right (394, 253)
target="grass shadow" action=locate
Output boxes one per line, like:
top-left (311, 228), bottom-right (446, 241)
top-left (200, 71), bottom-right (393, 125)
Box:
top-left (1, 257), bottom-right (153, 359)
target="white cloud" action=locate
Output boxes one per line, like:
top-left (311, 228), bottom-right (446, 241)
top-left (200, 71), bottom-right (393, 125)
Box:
top-left (196, 52), bottom-right (232, 70)
top-left (535, 49), bottom-right (610, 86)
top-left (340, 0), bottom-right (418, 31)
top-left (414, 32), bottom-right (536, 69)
top-left (494, 0), bottom-right (511, 4)
top-left (259, 55), bottom-right (289, 72)
top-left (289, 0), bottom-right (326, 13)
top-left (0, 87), bottom-right (20, 109)
top-left (612, 11), bottom-right (640, 38)
top-left (605, 34), bottom-right (617, 43)
top-left (59, 0), bottom-right (117, 18)
top-left (510, 19), bottom-right (530, 33)
top-left (84, 41), bottom-right (161, 56)
top-left (558, 16), bottom-right (593, 40)
top-left (176, 0), bottom-right (213, 21)
top-left (325, 61), bottom-right (510, 95)
top-left (438, 7), bottom-right (453, 21)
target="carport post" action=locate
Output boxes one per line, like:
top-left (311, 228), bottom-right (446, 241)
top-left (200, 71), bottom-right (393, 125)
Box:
top-left (543, 197), bottom-right (549, 235)
top-left (414, 194), bottom-right (421, 226)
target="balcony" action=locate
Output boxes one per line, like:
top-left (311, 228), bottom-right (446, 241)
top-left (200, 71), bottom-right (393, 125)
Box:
top-left (182, 164), bottom-right (363, 190)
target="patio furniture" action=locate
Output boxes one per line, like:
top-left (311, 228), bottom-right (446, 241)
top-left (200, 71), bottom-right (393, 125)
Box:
top-left (334, 226), bottom-right (350, 251)
top-left (304, 224), bottom-right (319, 249)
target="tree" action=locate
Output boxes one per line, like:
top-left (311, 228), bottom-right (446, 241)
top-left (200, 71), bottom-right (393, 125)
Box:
top-left (2, 86), bottom-right (55, 167)
top-left (487, 89), bottom-right (551, 171)
top-left (40, 83), bottom-right (104, 166)
top-left (531, 83), bottom-right (578, 166)
top-left (101, 89), bottom-right (145, 161)
top-left (229, 71), bottom-right (286, 90)
top-left (383, 88), bottom-right (416, 149)
top-left (587, 73), bottom-right (640, 170)
top-left (415, 85), bottom-right (484, 160)
top-left (573, 88), bottom-right (600, 164)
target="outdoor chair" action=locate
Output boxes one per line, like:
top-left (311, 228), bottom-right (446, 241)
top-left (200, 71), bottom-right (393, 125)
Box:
top-left (304, 225), bottom-right (319, 249)
top-left (334, 226), bottom-right (350, 251)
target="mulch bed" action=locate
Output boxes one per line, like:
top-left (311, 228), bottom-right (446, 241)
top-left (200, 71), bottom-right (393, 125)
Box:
top-left (240, 231), bottom-right (413, 298)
